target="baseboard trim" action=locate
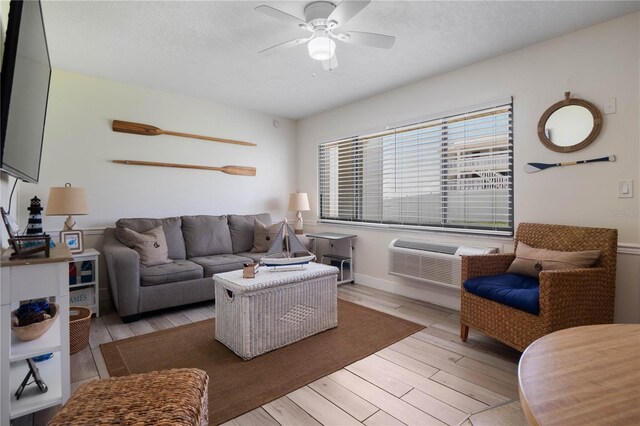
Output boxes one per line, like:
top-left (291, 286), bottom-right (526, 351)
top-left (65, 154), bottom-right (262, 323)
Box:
top-left (618, 242), bottom-right (640, 255)
top-left (353, 273), bottom-right (461, 311)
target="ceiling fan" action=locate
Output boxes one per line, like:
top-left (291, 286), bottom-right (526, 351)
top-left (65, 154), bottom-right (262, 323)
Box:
top-left (255, 0), bottom-right (396, 70)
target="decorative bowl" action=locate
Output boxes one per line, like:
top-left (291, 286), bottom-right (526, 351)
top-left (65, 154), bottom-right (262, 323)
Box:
top-left (11, 303), bottom-right (59, 341)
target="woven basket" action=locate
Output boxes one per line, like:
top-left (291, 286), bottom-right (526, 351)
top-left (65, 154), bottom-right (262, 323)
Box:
top-left (69, 306), bottom-right (92, 354)
top-left (11, 303), bottom-right (59, 341)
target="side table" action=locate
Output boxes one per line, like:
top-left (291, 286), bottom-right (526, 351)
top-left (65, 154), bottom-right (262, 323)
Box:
top-left (306, 232), bottom-right (356, 284)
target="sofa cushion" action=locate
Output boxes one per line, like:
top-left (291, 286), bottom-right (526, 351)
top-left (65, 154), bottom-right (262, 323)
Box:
top-left (190, 254), bottom-right (252, 277)
top-left (464, 273), bottom-right (540, 315)
top-left (507, 242), bottom-right (601, 278)
top-left (115, 226), bottom-right (172, 267)
top-left (251, 220), bottom-right (284, 253)
top-left (235, 251), bottom-right (266, 263)
top-left (140, 260), bottom-right (204, 286)
top-left (116, 217), bottom-right (186, 260)
top-left (228, 213), bottom-right (271, 253)
top-left (181, 215), bottom-right (233, 258)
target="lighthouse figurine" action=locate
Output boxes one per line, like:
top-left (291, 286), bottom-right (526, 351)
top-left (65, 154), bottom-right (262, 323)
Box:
top-left (26, 196), bottom-right (44, 236)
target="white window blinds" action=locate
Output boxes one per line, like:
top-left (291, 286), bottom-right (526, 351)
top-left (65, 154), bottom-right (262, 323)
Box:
top-left (318, 101), bottom-right (513, 235)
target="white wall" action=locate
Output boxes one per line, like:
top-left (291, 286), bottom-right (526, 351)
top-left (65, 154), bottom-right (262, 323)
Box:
top-left (297, 13), bottom-right (640, 322)
top-left (16, 69), bottom-right (298, 230)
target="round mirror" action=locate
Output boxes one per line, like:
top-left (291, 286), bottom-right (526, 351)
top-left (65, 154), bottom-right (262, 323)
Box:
top-left (538, 92), bottom-right (602, 153)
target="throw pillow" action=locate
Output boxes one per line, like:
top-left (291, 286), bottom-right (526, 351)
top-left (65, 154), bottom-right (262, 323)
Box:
top-left (115, 226), bottom-right (172, 267)
top-left (251, 219), bottom-right (283, 253)
top-left (116, 217), bottom-right (186, 260)
top-left (228, 213), bottom-right (271, 253)
top-left (507, 242), bottom-right (601, 278)
top-left (181, 215), bottom-right (233, 258)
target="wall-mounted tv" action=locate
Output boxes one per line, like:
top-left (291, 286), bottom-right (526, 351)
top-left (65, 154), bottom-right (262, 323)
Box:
top-left (1, 0), bottom-right (51, 184)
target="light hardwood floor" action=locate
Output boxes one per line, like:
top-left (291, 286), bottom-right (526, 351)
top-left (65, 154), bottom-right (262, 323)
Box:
top-left (14, 284), bottom-right (527, 426)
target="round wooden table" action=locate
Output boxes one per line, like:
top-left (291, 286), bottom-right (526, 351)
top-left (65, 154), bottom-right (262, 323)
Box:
top-left (518, 324), bottom-right (640, 425)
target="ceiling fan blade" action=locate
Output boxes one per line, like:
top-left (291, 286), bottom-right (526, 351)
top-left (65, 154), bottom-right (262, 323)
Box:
top-left (258, 38), bottom-right (309, 55)
top-left (254, 5), bottom-right (307, 26)
top-left (339, 31), bottom-right (395, 49)
top-left (328, 1), bottom-right (371, 28)
top-left (322, 55), bottom-right (339, 71)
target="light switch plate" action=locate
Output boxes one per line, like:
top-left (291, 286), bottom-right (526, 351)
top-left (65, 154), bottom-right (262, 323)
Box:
top-left (618, 180), bottom-right (633, 198)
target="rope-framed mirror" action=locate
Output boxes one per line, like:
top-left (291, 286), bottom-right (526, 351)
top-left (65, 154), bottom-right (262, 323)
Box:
top-left (537, 92), bottom-right (602, 153)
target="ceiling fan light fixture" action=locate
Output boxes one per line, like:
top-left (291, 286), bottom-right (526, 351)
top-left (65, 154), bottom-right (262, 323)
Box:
top-left (308, 35), bottom-right (336, 61)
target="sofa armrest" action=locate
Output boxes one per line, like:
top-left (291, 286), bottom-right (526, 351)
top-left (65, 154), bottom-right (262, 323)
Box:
top-left (461, 253), bottom-right (515, 284)
top-left (539, 267), bottom-right (614, 327)
top-left (103, 228), bottom-right (141, 317)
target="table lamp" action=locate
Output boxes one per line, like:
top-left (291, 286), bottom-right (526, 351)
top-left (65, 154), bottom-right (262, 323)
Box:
top-left (45, 183), bottom-right (88, 230)
top-left (288, 190), bottom-right (310, 234)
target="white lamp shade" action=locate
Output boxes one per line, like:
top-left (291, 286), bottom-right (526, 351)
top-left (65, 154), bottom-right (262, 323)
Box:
top-left (45, 185), bottom-right (89, 216)
top-left (288, 192), bottom-right (310, 212)
top-left (307, 36), bottom-right (336, 61)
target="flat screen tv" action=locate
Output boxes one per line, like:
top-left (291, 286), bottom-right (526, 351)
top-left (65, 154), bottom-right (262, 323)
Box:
top-left (1, 0), bottom-right (51, 183)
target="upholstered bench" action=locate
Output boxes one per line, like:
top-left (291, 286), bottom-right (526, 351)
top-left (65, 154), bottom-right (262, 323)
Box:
top-left (47, 368), bottom-right (208, 425)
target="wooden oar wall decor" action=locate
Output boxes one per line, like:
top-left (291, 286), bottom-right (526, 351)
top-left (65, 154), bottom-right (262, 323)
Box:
top-left (112, 120), bottom-right (257, 147)
top-left (524, 155), bottom-right (615, 173)
top-left (112, 120), bottom-right (256, 177)
top-left (113, 160), bottom-right (256, 176)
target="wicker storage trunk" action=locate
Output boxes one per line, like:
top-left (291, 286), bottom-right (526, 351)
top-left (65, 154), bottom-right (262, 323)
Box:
top-left (214, 263), bottom-right (338, 360)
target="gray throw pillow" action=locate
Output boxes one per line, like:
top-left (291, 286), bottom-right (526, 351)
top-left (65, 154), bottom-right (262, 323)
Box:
top-left (116, 217), bottom-right (185, 260)
top-left (228, 213), bottom-right (271, 253)
top-left (181, 215), bottom-right (233, 258)
top-left (115, 226), bottom-right (172, 267)
top-left (251, 219), bottom-right (283, 253)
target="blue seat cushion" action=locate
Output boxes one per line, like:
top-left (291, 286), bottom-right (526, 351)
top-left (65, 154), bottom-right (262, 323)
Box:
top-left (464, 273), bottom-right (540, 315)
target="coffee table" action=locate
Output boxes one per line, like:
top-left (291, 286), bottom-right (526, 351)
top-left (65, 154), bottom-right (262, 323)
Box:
top-left (213, 263), bottom-right (339, 359)
top-left (518, 324), bottom-right (640, 425)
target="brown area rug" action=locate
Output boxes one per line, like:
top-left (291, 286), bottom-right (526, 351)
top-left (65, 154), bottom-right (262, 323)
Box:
top-left (101, 299), bottom-right (423, 425)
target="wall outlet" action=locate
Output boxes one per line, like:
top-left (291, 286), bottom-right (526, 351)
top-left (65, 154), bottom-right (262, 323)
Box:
top-left (618, 180), bottom-right (633, 198)
top-left (604, 97), bottom-right (617, 114)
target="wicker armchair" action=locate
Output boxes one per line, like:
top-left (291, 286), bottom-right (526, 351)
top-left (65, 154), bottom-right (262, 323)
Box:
top-left (460, 222), bottom-right (618, 352)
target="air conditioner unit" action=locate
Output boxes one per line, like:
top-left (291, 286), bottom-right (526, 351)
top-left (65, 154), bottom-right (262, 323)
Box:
top-left (388, 239), bottom-right (498, 289)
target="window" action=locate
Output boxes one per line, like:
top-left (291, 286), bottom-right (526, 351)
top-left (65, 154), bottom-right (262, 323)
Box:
top-left (318, 100), bottom-right (513, 235)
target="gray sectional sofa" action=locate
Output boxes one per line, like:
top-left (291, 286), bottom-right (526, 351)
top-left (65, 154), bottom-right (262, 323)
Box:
top-left (103, 213), bottom-right (271, 322)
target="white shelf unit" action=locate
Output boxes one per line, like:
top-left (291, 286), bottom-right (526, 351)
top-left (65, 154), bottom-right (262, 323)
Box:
top-left (68, 249), bottom-right (100, 317)
top-left (1, 246), bottom-right (72, 424)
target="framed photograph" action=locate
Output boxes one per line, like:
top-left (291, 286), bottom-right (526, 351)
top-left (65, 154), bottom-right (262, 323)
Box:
top-left (60, 230), bottom-right (84, 254)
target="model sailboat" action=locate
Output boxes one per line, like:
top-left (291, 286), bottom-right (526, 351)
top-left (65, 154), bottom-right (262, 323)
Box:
top-left (261, 220), bottom-right (315, 267)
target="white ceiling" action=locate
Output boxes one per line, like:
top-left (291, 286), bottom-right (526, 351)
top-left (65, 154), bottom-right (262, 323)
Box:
top-left (41, 1), bottom-right (639, 120)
